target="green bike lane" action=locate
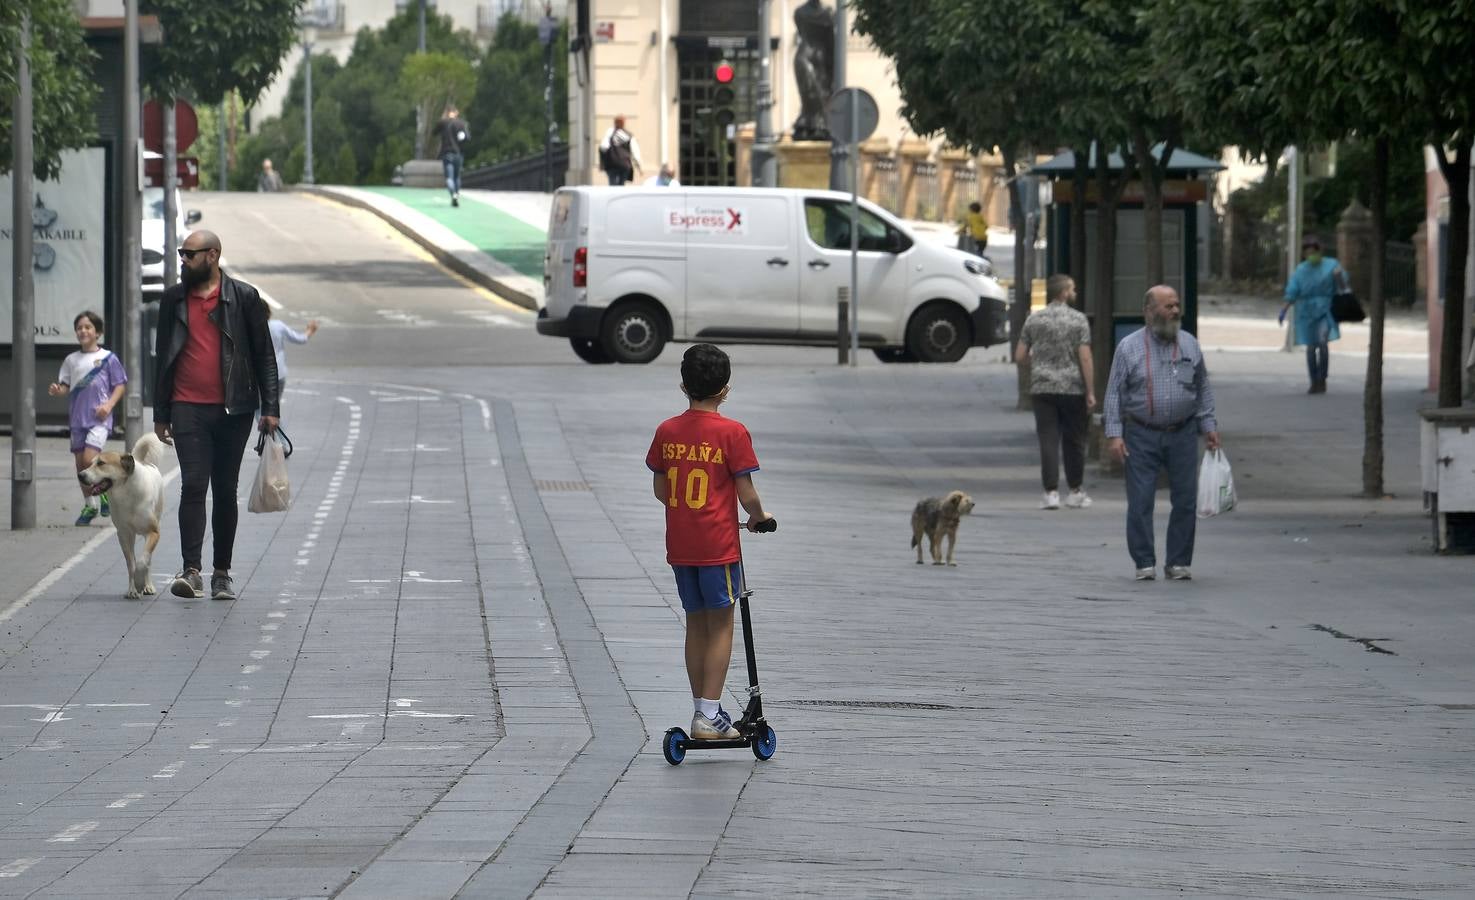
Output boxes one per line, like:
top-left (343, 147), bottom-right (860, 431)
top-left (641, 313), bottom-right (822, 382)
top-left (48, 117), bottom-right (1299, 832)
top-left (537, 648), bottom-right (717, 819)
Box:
top-left (357, 187), bottom-right (547, 279)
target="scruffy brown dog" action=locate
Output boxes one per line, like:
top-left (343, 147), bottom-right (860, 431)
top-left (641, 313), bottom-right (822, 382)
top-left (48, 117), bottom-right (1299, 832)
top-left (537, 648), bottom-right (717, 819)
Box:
top-left (910, 490), bottom-right (975, 566)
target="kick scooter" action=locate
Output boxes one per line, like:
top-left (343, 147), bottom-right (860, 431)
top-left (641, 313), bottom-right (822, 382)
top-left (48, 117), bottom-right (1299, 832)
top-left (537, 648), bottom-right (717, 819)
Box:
top-left (662, 517), bottom-right (778, 765)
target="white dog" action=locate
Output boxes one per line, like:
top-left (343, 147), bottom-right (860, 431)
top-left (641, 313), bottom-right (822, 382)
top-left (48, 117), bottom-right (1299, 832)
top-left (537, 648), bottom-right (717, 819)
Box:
top-left (78, 433), bottom-right (167, 598)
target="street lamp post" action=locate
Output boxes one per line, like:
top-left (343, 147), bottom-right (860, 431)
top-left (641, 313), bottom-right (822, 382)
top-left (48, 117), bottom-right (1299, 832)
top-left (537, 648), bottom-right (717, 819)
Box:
top-left (415, 0), bottom-right (427, 159)
top-left (538, 9), bottom-right (557, 193)
top-left (302, 31), bottom-right (315, 185)
top-left (752, 0), bottom-right (776, 188)
top-left (11, 12), bottom-right (35, 528)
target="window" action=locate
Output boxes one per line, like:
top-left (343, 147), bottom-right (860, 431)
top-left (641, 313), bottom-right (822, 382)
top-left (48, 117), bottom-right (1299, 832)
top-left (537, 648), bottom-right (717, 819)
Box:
top-left (803, 199), bottom-right (911, 253)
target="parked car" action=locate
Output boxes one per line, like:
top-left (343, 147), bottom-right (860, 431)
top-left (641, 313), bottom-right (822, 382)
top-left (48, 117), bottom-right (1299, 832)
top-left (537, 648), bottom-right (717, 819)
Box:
top-left (537, 186), bottom-right (1010, 364)
top-left (141, 186), bottom-right (201, 301)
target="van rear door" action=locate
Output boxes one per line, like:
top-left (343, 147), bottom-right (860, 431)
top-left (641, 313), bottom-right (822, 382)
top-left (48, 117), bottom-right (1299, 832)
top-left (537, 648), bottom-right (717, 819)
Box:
top-left (682, 192), bottom-right (798, 341)
top-left (544, 189), bottom-right (580, 313)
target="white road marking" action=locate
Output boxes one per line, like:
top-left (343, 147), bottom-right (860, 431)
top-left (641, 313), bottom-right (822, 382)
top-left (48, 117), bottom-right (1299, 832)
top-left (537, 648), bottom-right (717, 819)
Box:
top-left (249, 650), bottom-right (271, 660)
top-left (47, 822), bottom-right (99, 843)
top-left (0, 858), bottom-right (44, 878)
top-left (267, 611), bottom-right (287, 618)
top-left (152, 761), bottom-right (185, 779)
top-left (368, 495), bottom-right (453, 504)
top-left (189, 739), bottom-right (215, 750)
top-left (456, 310), bottom-right (523, 327)
top-left (241, 665), bottom-right (261, 674)
top-left (107, 793), bottom-right (145, 809)
top-left (308, 711), bottom-right (472, 720)
top-left (393, 698), bottom-right (419, 708)
top-left (340, 722), bottom-right (369, 737)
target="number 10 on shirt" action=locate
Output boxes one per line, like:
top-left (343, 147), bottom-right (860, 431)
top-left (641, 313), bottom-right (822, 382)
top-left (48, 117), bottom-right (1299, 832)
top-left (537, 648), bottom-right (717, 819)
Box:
top-left (666, 467), bottom-right (710, 509)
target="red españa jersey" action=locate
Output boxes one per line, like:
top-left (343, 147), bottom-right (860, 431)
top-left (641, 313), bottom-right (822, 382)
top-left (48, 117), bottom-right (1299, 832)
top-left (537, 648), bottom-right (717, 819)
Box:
top-left (646, 410), bottom-right (760, 566)
top-left (172, 284), bottom-right (225, 405)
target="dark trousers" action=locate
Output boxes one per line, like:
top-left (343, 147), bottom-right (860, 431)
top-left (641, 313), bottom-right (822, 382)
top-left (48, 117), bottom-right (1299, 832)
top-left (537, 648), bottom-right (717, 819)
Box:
top-left (1305, 318), bottom-right (1330, 384)
top-left (1123, 422), bottom-right (1199, 569)
top-left (607, 169), bottom-right (631, 186)
top-left (172, 403), bottom-right (254, 573)
top-left (1031, 393), bottom-right (1088, 492)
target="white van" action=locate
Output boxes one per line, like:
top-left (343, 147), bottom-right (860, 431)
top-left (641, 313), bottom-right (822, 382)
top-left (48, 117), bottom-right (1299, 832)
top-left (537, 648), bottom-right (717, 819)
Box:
top-left (537, 186), bottom-right (1010, 364)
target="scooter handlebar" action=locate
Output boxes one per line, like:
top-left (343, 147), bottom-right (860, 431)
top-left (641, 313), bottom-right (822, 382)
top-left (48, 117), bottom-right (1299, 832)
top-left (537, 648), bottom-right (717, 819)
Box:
top-left (743, 518), bottom-right (778, 533)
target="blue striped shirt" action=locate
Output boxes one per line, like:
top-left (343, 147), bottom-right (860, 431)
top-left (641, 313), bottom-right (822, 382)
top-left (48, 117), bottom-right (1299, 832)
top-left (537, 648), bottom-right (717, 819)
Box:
top-left (1103, 328), bottom-right (1217, 438)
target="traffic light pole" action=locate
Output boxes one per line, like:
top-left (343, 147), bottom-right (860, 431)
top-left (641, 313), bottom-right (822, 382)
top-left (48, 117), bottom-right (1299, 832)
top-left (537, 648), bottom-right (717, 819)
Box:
top-left (828, 0), bottom-right (848, 193)
top-left (752, 0), bottom-right (776, 188)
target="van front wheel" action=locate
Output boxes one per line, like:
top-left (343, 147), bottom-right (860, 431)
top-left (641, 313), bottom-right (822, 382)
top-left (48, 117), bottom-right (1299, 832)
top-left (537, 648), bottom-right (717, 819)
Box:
top-left (601, 301), bottom-right (666, 364)
top-left (906, 304), bottom-right (970, 363)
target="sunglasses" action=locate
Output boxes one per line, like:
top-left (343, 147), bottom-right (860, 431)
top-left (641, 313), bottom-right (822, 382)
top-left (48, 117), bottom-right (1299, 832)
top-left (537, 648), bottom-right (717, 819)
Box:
top-left (178, 247), bottom-right (210, 260)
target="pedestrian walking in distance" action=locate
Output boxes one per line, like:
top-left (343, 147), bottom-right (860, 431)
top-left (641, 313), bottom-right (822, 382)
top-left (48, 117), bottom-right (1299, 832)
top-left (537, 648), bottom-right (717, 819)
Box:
top-left (437, 106), bottom-right (469, 207)
top-left (153, 230), bottom-right (280, 601)
top-left (1016, 274), bottom-right (1094, 510)
top-left (257, 158), bottom-right (284, 192)
top-left (646, 344), bottom-right (773, 741)
top-left (49, 310), bottom-right (129, 525)
top-left (1103, 285), bottom-right (1220, 582)
top-left (598, 115), bottom-right (641, 186)
top-left (1280, 235), bottom-right (1346, 394)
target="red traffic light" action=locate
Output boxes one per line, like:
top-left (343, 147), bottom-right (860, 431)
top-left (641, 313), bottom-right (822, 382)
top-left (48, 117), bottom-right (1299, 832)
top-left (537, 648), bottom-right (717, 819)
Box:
top-left (714, 63), bottom-right (735, 84)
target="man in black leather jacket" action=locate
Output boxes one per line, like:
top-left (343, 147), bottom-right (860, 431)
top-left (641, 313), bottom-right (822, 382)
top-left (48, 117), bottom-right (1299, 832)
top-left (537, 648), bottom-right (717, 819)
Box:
top-left (154, 229), bottom-right (279, 601)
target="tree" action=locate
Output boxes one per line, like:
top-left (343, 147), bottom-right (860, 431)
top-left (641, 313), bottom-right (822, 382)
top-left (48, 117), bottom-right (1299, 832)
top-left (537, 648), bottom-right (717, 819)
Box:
top-left (0, 0), bottom-right (99, 180)
top-left (141, 0), bottom-right (304, 105)
top-left (402, 52), bottom-right (475, 156)
top-left (463, 15), bottom-right (569, 166)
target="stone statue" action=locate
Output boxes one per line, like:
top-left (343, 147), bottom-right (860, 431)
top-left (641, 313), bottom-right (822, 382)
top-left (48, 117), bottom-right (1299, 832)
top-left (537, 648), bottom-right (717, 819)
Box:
top-left (791, 0), bottom-right (834, 141)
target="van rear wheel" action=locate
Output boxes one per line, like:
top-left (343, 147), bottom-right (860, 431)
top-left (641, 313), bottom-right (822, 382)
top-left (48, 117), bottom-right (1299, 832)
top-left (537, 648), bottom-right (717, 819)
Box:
top-left (569, 338), bottom-right (612, 364)
top-left (905, 303), bottom-right (970, 363)
top-left (601, 301), bottom-right (666, 364)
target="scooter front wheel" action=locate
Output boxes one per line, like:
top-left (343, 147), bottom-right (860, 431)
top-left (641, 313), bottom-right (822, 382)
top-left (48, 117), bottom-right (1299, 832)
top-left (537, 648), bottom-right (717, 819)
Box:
top-left (751, 724), bottom-right (777, 761)
top-left (663, 727), bottom-right (688, 766)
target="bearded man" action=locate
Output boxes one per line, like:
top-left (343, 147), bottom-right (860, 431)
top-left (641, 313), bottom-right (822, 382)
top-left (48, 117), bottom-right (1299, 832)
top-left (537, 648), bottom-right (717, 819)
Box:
top-left (1102, 285), bottom-right (1221, 582)
top-left (153, 230), bottom-right (279, 600)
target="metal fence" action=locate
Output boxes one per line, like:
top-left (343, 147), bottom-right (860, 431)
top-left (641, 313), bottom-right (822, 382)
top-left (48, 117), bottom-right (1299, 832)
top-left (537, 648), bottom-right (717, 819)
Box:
top-left (1384, 240), bottom-right (1417, 307)
top-left (913, 161), bottom-right (940, 221)
top-left (872, 157), bottom-right (900, 214)
top-left (462, 144), bottom-right (569, 192)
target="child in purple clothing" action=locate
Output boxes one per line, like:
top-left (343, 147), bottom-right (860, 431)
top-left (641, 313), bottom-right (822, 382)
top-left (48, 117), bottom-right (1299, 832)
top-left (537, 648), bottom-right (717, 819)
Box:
top-left (48, 310), bottom-right (128, 525)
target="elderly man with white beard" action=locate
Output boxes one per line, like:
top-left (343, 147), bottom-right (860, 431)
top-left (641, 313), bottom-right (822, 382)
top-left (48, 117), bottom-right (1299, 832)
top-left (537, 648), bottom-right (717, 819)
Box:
top-left (1103, 285), bottom-right (1221, 582)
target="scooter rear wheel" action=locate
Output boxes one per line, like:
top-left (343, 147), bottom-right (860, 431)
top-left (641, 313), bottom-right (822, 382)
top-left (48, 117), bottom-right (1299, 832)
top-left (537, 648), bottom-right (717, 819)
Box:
top-left (751, 724), bottom-right (777, 761)
top-left (663, 727), bottom-right (688, 766)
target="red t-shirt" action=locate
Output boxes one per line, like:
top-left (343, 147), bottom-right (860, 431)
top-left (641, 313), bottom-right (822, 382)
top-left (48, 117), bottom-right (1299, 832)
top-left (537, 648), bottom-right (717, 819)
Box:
top-left (172, 284), bottom-right (225, 405)
top-left (646, 410), bottom-right (760, 566)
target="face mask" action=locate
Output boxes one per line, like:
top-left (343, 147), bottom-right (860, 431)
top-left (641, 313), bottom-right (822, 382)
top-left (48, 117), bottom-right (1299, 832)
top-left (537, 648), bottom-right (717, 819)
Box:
top-left (1306, 252), bottom-right (1322, 265)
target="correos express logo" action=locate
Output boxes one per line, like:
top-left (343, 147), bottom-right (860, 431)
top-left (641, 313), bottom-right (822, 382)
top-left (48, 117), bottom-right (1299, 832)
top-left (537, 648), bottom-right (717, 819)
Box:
top-left (665, 206), bottom-right (745, 235)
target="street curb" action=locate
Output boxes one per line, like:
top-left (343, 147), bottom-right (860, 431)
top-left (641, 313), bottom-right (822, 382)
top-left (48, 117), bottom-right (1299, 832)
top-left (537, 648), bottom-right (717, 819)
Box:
top-left (299, 186), bottom-right (539, 311)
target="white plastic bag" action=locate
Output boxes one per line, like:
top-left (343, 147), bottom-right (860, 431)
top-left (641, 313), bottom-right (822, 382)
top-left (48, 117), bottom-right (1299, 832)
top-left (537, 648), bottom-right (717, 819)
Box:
top-left (1196, 448), bottom-right (1236, 518)
top-left (248, 430), bottom-right (291, 513)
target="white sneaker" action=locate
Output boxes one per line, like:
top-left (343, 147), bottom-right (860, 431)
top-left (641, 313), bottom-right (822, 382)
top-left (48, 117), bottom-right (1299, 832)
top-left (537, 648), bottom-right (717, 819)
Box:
top-left (1040, 490), bottom-right (1061, 510)
top-left (1134, 567), bottom-right (1156, 581)
top-left (1065, 490), bottom-right (1092, 509)
top-left (1166, 566), bottom-right (1192, 581)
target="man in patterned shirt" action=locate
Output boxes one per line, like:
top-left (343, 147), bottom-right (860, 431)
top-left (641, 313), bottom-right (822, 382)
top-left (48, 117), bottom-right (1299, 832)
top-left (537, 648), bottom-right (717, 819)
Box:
top-left (1016, 274), bottom-right (1095, 510)
top-left (1103, 285), bottom-right (1221, 581)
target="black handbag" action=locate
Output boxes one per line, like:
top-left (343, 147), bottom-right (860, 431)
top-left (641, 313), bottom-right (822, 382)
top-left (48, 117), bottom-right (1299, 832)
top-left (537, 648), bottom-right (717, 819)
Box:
top-left (1332, 290), bottom-right (1365, 323)
top-left (1330, 268), bottom-right (1365, 323)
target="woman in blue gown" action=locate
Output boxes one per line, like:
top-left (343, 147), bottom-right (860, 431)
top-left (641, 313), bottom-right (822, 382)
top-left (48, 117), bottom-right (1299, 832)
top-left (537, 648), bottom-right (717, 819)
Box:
top-left (1280, 236), bottom-right (1347, 394)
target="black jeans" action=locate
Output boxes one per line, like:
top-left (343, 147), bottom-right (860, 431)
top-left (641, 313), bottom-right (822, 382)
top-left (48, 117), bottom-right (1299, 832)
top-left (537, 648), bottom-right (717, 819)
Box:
top-left (171, 403), bottom-right (254, 573)
top-left (1031, 393), bottom-right (1088, 492)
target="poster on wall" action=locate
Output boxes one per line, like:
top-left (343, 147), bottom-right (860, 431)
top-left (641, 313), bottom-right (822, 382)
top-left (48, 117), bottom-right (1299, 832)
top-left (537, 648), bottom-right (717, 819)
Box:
top-left (0, 147), bottom-right (107, 345)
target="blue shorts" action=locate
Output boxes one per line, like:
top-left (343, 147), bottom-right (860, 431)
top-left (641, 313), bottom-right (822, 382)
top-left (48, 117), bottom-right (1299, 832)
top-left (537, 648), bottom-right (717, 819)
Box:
top-left (672, 563), bottom-right (742, 613)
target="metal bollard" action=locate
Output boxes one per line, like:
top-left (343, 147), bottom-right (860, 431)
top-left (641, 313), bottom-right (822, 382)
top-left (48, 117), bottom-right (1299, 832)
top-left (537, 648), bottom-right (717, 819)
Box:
top-left (837, 290), bottom-right (850, 365)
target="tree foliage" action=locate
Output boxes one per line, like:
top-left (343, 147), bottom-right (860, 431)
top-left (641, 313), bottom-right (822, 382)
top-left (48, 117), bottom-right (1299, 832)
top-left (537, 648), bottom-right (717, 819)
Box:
top-left (463, 15), bottom-right (568, 166)
top-left (0, 0), bottom-right (100, 180)
top-left (141, 0), bottom-right (305, 104)
top-left (402, 52), bottom-right (475, 153)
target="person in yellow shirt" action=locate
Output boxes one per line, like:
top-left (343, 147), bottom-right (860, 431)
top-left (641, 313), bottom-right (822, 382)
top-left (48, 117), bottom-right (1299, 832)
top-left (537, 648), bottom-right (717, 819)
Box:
top-left (957, 201), bottom-right (988, 256)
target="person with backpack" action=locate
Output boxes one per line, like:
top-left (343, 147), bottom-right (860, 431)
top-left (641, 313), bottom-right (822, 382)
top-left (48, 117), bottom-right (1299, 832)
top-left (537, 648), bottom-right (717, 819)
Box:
top-left (437, 106), bottom-right (470, 207)
top-left (598, 115), bottom-right (642, 186)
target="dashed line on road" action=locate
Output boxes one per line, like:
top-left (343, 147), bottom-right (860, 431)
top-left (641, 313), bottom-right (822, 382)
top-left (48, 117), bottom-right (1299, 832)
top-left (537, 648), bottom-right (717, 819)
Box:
top-left (0, 858), bottom-right (44, 878)
top-left (46, 822), bottom-right (99, 843)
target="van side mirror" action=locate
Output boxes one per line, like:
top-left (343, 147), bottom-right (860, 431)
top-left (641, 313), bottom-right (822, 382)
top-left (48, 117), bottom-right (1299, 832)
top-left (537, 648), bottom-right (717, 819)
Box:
top-left (185, 210), bottom-right (202, 226)
top-left (885, 231), bottom-right (905, 253)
